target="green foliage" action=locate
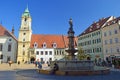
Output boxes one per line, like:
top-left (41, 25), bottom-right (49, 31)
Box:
top-left (77, 47), bottom-right (90, 60)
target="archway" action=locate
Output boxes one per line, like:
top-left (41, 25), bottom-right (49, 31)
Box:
top-left (30, 57), bottom-right (35, 63)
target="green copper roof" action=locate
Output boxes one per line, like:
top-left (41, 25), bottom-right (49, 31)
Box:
top-left (22, 6), bottom-right (31, 17)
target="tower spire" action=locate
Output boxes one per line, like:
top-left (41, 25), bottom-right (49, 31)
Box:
top-left (12, 25), bottom-right (14, 34)
top-left (25, 5), bottom-right (29, 13)
top-left (22, 5), bottom-right (31, 17)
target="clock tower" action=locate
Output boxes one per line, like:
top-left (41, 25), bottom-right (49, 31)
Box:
top-left (17, 7), bottom-right (32, 63)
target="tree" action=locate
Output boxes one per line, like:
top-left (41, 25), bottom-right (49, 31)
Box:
top-left (77, 47), bottom-right (90, 60)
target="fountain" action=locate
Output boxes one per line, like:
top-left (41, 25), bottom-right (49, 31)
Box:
top-left (38, 18), bottom-right (110, 76)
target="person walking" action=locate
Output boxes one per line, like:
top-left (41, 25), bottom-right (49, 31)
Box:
top-left (8, 60), bottom-right (12, 67)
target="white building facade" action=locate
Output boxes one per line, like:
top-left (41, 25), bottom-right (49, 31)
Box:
top-left (0, 25), bottom-right (17, 63)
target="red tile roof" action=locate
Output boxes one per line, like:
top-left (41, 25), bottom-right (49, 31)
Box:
top-left (30, 34), bottom-right (77, 48)
top-left (104, 16), bottom-right (120, 27)
top-left (0, 25), bottom-right (17, 41)
top-left (79, 16), bottom-right (111, 36)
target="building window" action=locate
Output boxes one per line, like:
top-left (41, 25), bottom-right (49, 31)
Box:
top-left (110, 39), bottom-right (112, 44)
top-left (49, 51), bottom-right (52, 55)
top-left (109, 31), bottom-right (112, 35)
top-left (114, 29), bottom-right (118, 34)
top-left (40, 58), bottom-right (43, 62)
top-left (41, 51), bottom-right (43, 55)
top-left (0, 54), bottom-right (3, 59)
top-left (106, 49), bottom-right (108, 53)
top-left (36, 51), bottom-right (39, 55)
top-left (116, 48), bottom-right (119, 52)
top-left (115, 38), bottom-right (118, 43)
top-left (104, 40), bottom-right (107, 44)
top-left (0, 44), bottom-right (3, 51)
top-left (62, 51), bottom-right (64, 55)
top-left (54, 51), bottom-right (56, 55)
top-left (110, 48), bottom-right (113, 53)
top-left (104, 32), bottom-right (107, 37)
top-left (45, 51), bottom-right (48, 55)
top-left (8, 44), bottom-right (12, 52)
top-left (93, 49), bottom-right (95, 53)
top-left (57, 50), bottom-right (59, 55)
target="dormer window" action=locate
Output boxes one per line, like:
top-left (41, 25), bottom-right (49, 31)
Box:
top-left (89, 28), bottom-right (92, 31)
top-left (43, 42), bottom-right (47, 48)
top-left (53, 43), bottom-right (57, 48)
top-left (34, 42), bottom-right (38, 48)
top-left (96, 23), bottom-right (99, 26)
top-left (97, 25), bottom-right (99, 28)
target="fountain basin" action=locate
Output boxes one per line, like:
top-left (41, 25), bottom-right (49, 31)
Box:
top-left (55, 60), bottom-right (94, 70)
top-left (38, 60), bottom-right (110, 76)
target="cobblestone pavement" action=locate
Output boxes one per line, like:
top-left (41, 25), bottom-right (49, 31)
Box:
top-left (0, 69), bottom-right (120, 80)
top-left (0, 63), bottom-right (37, 71)
top-left (0, 63), bottom-right (120, 80)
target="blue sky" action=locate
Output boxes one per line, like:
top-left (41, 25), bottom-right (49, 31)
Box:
top-left (0, 0), bottom-right (120, 38)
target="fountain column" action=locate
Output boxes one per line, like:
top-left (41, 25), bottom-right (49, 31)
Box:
top-left (65, 18), bottom-right (78, 60)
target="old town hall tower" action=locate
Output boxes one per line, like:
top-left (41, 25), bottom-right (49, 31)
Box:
top-left (17, 7), bottom-right (32, 63)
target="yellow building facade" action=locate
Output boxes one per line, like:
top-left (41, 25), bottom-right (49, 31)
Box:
top-left (17, 7), bottom-right (32, 63)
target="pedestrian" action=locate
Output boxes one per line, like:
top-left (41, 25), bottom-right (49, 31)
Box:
top-left (47, 61), bottom-right (50, 66)
top-left (50, 63), bottom-right (59, 74)
top-left (34, 61), bottom-right (37, 67)
top-left (9, 60), bottom-right (12, 66)
top-left (18, 61), bottom-right (20, 65)
top-left (38, 62), bottom-right (42, 69)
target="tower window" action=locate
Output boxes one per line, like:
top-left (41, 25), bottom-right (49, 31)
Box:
top-left (23, 38), bottom-right (25, 41)
top-left (23, 33), bottom-right (26, 35)
top-left (25, 17), bottom-right (27, 21)
top-left (23, 44), bottom-right (25, 47)
top-left (23, 51), bottom-right (25, 55)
